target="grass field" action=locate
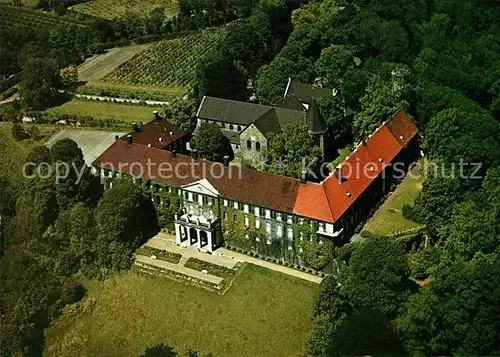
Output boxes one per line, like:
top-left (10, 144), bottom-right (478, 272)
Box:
top-left (0, 0), bottom-right (38, 7)
top-left (46, 99), bottom-right (164, 123)
top-left (71, 0), bottom-right (178, 20)
top-left (44, 265), bottom-right (317, 357)
top-left (363, 162), bottom-right (425, 236)
top-left (0, 124), bottom-right (56, 187)
top-left (103, 28), bottom-right (226, 89)
top-left (78, 45), bottom-right (152, 82)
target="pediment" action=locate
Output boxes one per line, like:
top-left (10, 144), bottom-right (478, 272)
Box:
top-left (182, 178), bottom-right (219, 197)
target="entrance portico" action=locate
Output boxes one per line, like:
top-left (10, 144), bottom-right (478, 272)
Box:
top-left (174, 214), bottom-right (220, 252)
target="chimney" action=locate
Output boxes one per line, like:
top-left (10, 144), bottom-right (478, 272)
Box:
top-left (172, 150), bottom-right (177, 158)
top-left (223, 155), bottom-right (230, 167)
top-left (153, 110), bottom-right (159, 120)
top-left (132, 122), bottom-right (138, 132)
top-left (115, 135), bottom-right (119, 141)
top-left (127, 134), bottom-right (133, 146)
top-left (192, 149), bottom-right (198, 159)
top-left (300, 170), bottom-right (307, 183)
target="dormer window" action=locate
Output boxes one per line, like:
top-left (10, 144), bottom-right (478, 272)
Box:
top-left (229, 124), bottom-right (234, 131)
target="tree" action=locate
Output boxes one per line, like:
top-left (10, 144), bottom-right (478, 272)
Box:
top-left (341, 237), bottom-right (413, 316)
top-left (163, 96), bottom-right (198, 133)
top-left (11, 123), bottom-right (28, 141)
top-left (189, 122), bottom-right (233, 162)
top-left (139, 344), bottom-right (177, 357)
top-left (95, 180), bottom-right (158, 272)
top-left (255, 57), bottom-right (299, 105)
top-left (396, 253), bottom-right (500, 356)
top-left (19, 57), bottom-right (62, 110)
top-left (194, 55), bottom-right (249, 102)
top-left (25, 145), bottom-right (51, 175)
top-left (316, 95), bottom-right (351, 144)
top-left (352, 67), bottom-right (409, 140)
top-left (265, 123), bottom-right (322, 179)
top-left (314, 45), bottom-right (354, 88)
top-left (422, 108), bottom-right (500, 167)
top-left (50, 138), bottom-right (84, 165)
top-left (0, 179), bottom-right (15, 217)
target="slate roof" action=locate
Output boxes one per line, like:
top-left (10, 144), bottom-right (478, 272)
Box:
top-left (95, 109), bottom-right (418, 223)
top-left (121, 116), bottom-right (185, 149)
top-left (284, 79), bottom-right (334, 105)
top-left (306, 98), bottom-right (327, 135)
top-left (276, 95), bottom-right (306, 111)
top-left (196, 96), bottom-right (272, 125)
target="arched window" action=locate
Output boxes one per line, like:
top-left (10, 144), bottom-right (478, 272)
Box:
top-left (229, 124), bottom-right (234, 131)
top-left (237, 125), bottom-right (241, 132)
top-left (247, 140), bottom-right (252, 149)
top-left (256, 142), bottom-right (261, 152)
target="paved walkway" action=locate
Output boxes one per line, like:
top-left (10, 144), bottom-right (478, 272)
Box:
top-left (135, 255), bottom-right (223, 285)
top-left (147, 235), bottom-right (238, 269)
top-left (216, 248), bottom-right (323, 284)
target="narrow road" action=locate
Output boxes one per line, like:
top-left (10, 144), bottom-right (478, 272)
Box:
top-left (73, 93), bottom-right (169, 106)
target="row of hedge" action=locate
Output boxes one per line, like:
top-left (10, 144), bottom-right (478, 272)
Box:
top-left (184, 257), bottom-right (235, 279)
top-left (226, 245), bottom-right (326, 277)
top-left (135, 246), bottom-right (181, 264)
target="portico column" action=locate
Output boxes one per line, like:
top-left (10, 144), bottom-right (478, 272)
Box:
top-left (207, 231), bottom-right (213, 252)
top-left (175, 223), bottom-right (181, 245)
top-left (187, 228), bottom-right (192, 246)
top-left (196, 229), bottom-right (201, 249)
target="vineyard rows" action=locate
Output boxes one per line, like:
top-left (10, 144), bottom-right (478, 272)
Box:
top-left (71, 0), bottom-right (178, 20)
top-left (0, 5), bottom-right (86, 31)
top-left (103, 28), bottom-right (226, 89)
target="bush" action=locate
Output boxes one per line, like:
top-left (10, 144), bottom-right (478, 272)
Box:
top-left (11, 123), bottom-right (28, 141)
top-left (402, 204), bottom-right (413, 221)
top-left (410, 245), bottom-right (441, 280)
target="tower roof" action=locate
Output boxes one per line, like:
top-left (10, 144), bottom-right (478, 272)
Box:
top-left (306, 97), bottom-right (327, 135)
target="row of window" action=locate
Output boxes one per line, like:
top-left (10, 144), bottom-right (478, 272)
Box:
top-left (246, 140), bottom-right (261, 151)
top-left (182, 191), bottom-right (214, 206)
top-left (200, 119), bottom-right (243, 133)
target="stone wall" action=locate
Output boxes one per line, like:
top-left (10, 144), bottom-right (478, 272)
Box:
top-left (237, 124), bottom-right (267, 167)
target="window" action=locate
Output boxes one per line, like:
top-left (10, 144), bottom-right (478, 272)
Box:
top-left (259, 207), bottom-right (265, 217)
top-left (202, 196), bottom-right (209, 206)
top-left (277, 224), bottom-right (283, 237)
top-left (286, 215), bottom-right (293, 224)
top-left (229, 124), bottom-right (234, 130)
top-left (287, 227), bottom-right (293, 240)
top-left (247, 140), bottom-right (252, 149)
top-left (256, 142), bottom-right (261, 152)
top-left (244, 204), bottom-right (249, 213)
top-left (192, 193), bottom-right (198, 203)
top-left (270, 211), bottom-right (277, 220)
top-left (237, 125), bottom-right (241, 131)
top-left (244, 215), bottom-right (249, 227)
top-left (276, 213), bottom-right (282, 221)
top-left (265, 210), bottom-right (271, 219)
top-left (318, 222), bottom-right (325, 232)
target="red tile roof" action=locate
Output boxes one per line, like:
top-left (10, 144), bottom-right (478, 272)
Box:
top-left (96, 140), bottom-right (301, 213)
top-left (95, 109), bottom-right (418, 223)
top-left (122, 118), bottom-right (185, 149)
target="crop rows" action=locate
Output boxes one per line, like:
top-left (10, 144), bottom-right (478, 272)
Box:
top-left (0, 5), bottom-right (85, 31)
top-left (71, 0), bottom-right (178, 20)
top-left (103, 29), bottom-right (226, 89)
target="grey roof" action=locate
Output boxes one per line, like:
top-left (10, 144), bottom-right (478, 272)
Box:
top-left (276, 95), bottom-right (306, 111)
top-left (193, 124), bottom-right (241, 145)
top-left (284, 80), bottom-right (334, 105)
top-left (197, 96), bottom-right (272, 125)
top-left (306, 98), bottom-right (327, 135)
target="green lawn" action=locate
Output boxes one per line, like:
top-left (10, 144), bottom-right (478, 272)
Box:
top-left (46, 99), bottom-right (164, 123)
top-left (363, 162), bottom-right (425, 236)
top-left (44, 264), bottom-right (317, 357)
top-left (0, 124), bottom-right (56, 187)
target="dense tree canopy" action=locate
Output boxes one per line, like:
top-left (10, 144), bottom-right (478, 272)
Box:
top-left (189, 122), bottom-right (234, 162)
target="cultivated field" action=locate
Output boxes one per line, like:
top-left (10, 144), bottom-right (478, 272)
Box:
top-left (103, 28), bottom-right (226, 90)
top-left (0, 0), bottom-right (38, 7)
top-left (0, 4), bottom-right (86, 30)
top-left (44, 264), bottom-right (317, 357)
top-left (78, 45), bottom-right (152, 82)
top-left (70, 0), bottom-right (178, 20)
top-left (363, 161), bottom-right (425, 236)
top-left (47, 99), bottom-right (164, 123)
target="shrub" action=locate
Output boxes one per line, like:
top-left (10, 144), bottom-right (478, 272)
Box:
top-left (402, 204), bottom-right (413, 221)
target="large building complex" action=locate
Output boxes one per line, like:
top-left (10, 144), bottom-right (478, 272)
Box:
top-left (94, 108), bottom-right (418, 268)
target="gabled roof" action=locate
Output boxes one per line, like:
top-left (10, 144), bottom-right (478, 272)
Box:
top-left (196, 96), bottom-right (272, 125)
top-left (293, 109), bottom-right (418, 222)
top-left (276, 95), bottom-right (306, 111)
top-left (96, 109), bottom-right (418, 224)
top-left (306, 98), bottom-right (327, 135)
top-left (284, 79), bottom-right (334, 105)
top-left (252, 109), bottom-right (282, 137)
top-left (121, 116), bottom-right (185, 149)
top-left (95, 140), bottom-right (301, 213)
